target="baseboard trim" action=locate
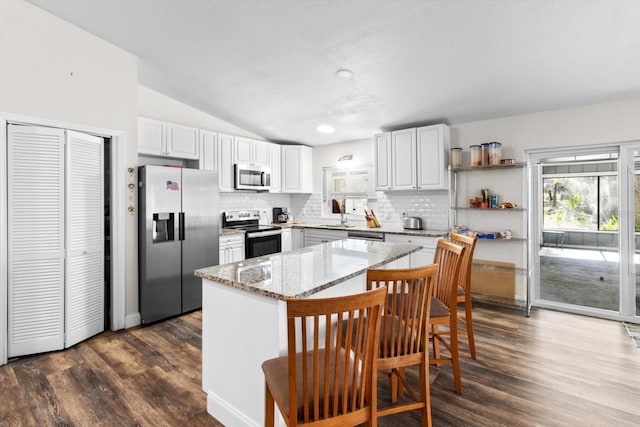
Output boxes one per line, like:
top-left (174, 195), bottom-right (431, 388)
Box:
top-left (207, 390), bottom-right (261, 427)
top-left (125, 312), bottom-right (141, 329)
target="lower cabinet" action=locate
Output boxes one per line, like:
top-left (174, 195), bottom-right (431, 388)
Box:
top-left (291, 228), bottom-right (305, 249)
top-left (385, 234), bottom-right (440, 268)
top-left (281, 228), bottom-right (292, 252)
top-left (304, 228), bottom-right (348, 247)
top-left (219, 234), bottom-right (245, 265)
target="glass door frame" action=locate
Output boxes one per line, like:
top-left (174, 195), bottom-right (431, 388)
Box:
top-left (527, 142), bottom-right (640, 322)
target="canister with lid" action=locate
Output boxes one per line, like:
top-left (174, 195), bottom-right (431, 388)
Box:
top-left (450, 147), bottom-right (462, 168)
top-left (489, 142), bottom-right (502, 165)
top-left (470, 145), bottom-right (481, 167)
top-left (481, 143), bottom-right (490, 166)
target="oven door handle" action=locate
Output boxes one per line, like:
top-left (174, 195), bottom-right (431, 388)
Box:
top-left (246, 230), bottom-right (282, 239)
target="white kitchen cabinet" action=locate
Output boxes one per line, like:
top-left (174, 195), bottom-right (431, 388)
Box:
top-left (282, 145), bottom-right (313, 193)
top-left (234, 137), bottom-right (270, 167)
top-left (281, 228), bottom-right (292, 252)
top-left (375, 124), bottom-right (450, 191)
top-left (292, 227), bottom-right (304, 249)
top-left (416, 124), bottom-right (449, 190)
top-left (218, 133), bottom-right (235, 192)
top-left (219, 234), bottom-right (245, 265)
top-left (304, 228), bottom-right (348, 247)
top-left (375, 132), bottom-right (392, 190)
top-left (138, 117), bottom-right (199, 160)
top-left (385, 234), bottom-right (440, 268)
top-left (138, 117), bottom-right (165, 156)
top-left (391, 128), bottom-right (417, 190)
top-left (199, 130), bottom-right (218, 172)
top-left (269, 143), bottom-right (281, 193)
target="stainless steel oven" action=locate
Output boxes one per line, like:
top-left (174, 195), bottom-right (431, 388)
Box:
top-left (222, 210), bottom-right (282, 259)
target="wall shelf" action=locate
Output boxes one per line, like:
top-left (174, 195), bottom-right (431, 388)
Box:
top-left (452, 207), bottom-right (526, 212)
top-left (451, 162), bottom-right (526, 172)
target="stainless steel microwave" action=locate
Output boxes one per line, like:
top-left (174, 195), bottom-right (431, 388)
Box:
top-left (234, 164), bottom-right (271, 191)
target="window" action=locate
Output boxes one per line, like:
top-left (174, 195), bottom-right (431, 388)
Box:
top-left (542, 160), bottom-right (618, 231)
top-left (322, 165), bottom-right (374, 217)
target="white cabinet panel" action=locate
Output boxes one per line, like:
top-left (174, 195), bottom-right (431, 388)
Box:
top-left (138, 117), bottom-right (199, 159)
top-left (282, 145), bottom-right (312, 193)
top-left (167, 123), bottom-right (199, 159)
top-left (375, 132), bottom-right (392, 190)
top-left (281, 228), bottom-right (292, 252)
top-left (234, 137), bottom-right (253, 164)
top-left (138, 117), bottom-right (165, 156)
top-left (252, 140), bottom-right (270, 166)
top-left (292, 228), bottom-right (304, 249)
top-left (385, 234), bottom-right (440, 268)
top-left (220, 234), bottom-right (245, 265)
top-left (269, 144), bottom-right (281, 193)
top-left (218, 133), bottom-right (235, 192)
top-left (417, 124), bottom-right (449, 190)
top-left (304, 229), bottom-right (348, 247)
top-left (391, 128), bottom-right (417, 190)
top-left (200, 130), bottom-right (218, 172)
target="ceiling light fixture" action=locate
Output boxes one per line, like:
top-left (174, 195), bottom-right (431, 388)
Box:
top-left (335, 68), bottom-right (354, 79)
top-left (316, 124), bottom-right (335, 134)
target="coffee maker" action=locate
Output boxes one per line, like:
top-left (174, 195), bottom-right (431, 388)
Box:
top-left (272, 207), bottom-right (289, 223)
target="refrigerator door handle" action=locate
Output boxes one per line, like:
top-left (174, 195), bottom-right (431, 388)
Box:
top-left (179, 212), bottom-right (185, 241)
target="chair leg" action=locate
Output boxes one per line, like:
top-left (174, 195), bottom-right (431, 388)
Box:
top-left (465, 299), bottom-right (476, 359)
top-left (450, 314), bottom-right (462, 394)
top-left (431, 324), bottom-right (441, 365)
top-left (419, 360), bottom-right (432, 427)
top-left (265, 381), bottom-right (275, 427)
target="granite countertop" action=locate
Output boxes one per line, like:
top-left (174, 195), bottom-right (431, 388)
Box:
top-left (220, 228), bottom-right (245, 236)
top-left (195, 239), bottom-right (422, 300)
top-left (273, 222), bottom-right (448, 238)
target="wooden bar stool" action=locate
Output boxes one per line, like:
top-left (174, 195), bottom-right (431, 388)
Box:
top-left (429, 240), bottom-right (466, 394)
top-left (261, 287), bottom-right (386, 427)
top-left (450, 232), bottom-right (479, 359)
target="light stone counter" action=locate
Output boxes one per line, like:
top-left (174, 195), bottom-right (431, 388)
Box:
top-left (273, 222), bottom-right (449, 238)
top-left (198, 239), bottom-right (422, 427)
top-left (195, 238), bottom-right (422, 300)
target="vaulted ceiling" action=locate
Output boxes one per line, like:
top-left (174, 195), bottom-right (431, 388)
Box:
top-left (30, 0), bottom-right (640, 145)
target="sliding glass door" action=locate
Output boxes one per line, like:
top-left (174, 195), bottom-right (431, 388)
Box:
top-left (529, 144), bottom-right (640, 322)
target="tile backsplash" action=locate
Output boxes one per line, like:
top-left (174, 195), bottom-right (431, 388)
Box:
top-left (220, 190), bottom-right (450, 230)
top-left (290, 190), bottom-right (450, 230)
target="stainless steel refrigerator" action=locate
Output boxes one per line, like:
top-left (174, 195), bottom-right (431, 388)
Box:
top-left (138, 165), bottom-right (219, 325)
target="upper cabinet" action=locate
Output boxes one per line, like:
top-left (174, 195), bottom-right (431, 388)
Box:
top-left (282, 145), bottom-right (313, 193)
top-left (374, 132), bottom-right (392, 190)
top-left (269, 143), bottom-right (282, 193)
top-left (138, 117), bottom-right (199, 160)
top-left (234, 137), bottom-right (269, 167)
top-left (218, 133), bottom-right (235, 192)
top-left (416, 124), bottom-right (449, 190)
top-left (375, 123), bottom-right (450, 191)
top-left (199, 130), bottom-right (218, 172)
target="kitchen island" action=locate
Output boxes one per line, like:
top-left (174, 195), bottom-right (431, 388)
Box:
top-left (195, 238), bottom-right (422, 427)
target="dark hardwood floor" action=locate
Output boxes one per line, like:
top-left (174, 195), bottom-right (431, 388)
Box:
top-left (1, 305), bottom-right (639, 426)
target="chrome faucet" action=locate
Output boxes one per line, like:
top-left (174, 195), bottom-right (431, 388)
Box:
top-left (340, 211), bottom-right (348, 226)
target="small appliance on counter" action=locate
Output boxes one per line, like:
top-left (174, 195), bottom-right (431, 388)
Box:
top-left (402, 214), bottom-right (423, 230)
top-left (272, 207), bottom-right (289, 224)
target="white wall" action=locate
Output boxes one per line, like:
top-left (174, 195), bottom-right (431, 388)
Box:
top-left (138, 85), bottom-right (265, 139)
top-left (0, 1), bottom-right (139, 318)
top-left (451, 97), bottom-right (640, 158)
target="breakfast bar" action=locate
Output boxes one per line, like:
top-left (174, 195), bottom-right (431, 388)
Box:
top-left (195, 239), bottom-right (422, 427)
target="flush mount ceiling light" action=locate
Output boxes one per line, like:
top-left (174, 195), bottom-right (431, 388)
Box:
top-left (316, 124), bottom-right (335, 134)
top-left (335, 68), bottom-right (354, 79)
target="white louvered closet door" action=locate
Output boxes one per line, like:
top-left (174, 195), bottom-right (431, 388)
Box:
top-left (8, 125), bottom-right (66, 357)
top-left (65, 130), bottom-right (104, 348)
